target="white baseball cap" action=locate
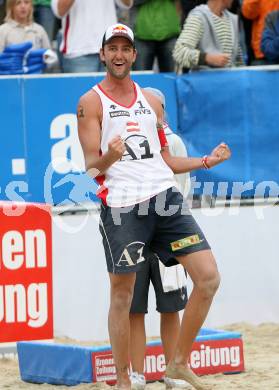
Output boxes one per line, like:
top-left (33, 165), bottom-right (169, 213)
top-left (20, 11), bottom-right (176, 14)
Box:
top-left (102, 23), bottom-right (135, 48)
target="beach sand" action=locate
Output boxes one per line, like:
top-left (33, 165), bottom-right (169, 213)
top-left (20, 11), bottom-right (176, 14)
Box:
top-left (1, 323), bottom-right (279, 390)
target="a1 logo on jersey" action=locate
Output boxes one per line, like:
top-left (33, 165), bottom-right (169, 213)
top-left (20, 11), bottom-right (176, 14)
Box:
top-left (121, 134), bottom-right (154, 161)
top-left (134, 100), bottom-right (151, 116)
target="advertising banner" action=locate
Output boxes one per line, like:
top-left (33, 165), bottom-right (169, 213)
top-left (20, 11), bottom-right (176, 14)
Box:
top-left (92, 336), bottom-right (244, 384)
top-left (0, 78), bottom-right (28, 202)
top-left (0, 202), bottom-right (53, 342)
top-left (176, 69), bottom-right (279, 197)
top-left (2, 70), bottom-right (279, 202)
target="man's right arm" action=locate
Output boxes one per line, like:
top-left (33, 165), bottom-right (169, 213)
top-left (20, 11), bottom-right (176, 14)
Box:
top-left (51, 0), bottom-right (75, 17)
top-left (77, 92), bottom-right (125, 178)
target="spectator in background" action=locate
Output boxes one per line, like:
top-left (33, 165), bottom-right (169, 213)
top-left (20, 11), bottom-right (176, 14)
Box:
top-left (242, 0), bottom-right (279, 65)
top-left (173, 0), bottom-right (244, 72)
top-left (51, 0), bottom-right (134, 73)
top-left (0, 0), bottom-right (51, 52)
top-left (180, 0), bottom-right (206, 25)
top-left (261, 10), bottom-right (279, 64)
top-left (129, 87), bottom-right (190, 390)
top-left (129, 0), bottom-right (181, 72)
top-left (180, 0), bottom-right (240, 24)
top-left (33, 0), bottom-right (58, 42)
top-left (0, 0), bottom-right (6, 24)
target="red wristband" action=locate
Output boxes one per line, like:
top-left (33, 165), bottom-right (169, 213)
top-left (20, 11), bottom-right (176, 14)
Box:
top-left (157, 127), bottom-right (168, 148)
top-left (202, 155), bottom-right (210, 169)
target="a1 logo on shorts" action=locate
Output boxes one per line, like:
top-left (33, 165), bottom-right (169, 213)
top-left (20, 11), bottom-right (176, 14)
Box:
top-left (116, 241), bottom-right (145, 267)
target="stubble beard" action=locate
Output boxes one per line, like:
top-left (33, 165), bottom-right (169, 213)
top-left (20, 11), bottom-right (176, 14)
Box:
top-left (107, 63), bottom-right (131, 80)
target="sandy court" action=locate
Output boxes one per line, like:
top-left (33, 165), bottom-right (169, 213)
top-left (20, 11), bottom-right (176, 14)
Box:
top-left (1, 323), bottom-right (279, 390)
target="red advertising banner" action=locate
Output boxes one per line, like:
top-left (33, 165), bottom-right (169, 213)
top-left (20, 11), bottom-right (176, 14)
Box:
top-left (92, 337), bottom-right (244, 384)
top-left (191, 338), bottom-right (244, 375)
top-left (0, 202), bottom-right (53, 342)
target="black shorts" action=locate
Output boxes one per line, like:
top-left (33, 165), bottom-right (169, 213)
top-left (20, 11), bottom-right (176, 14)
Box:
top-left (99, 187), bottom-right (210, 274)
top-left (130, 251), bottom-right (188, 314)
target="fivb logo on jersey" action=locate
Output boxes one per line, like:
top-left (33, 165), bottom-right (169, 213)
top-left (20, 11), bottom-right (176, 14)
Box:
top-left (134, 100), bottom-right (151, 116)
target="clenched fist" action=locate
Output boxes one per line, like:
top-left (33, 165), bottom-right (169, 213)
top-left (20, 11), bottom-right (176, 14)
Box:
top-left (108, 135), bottom-right (126, 162)
top-left (211, 143), bottom-right (231, 161)
top-left (206, 143), bottom-right (231, 168)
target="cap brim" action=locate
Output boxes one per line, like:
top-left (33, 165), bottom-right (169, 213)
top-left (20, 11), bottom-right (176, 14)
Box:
top-left (103, 33), bottom-right (135, 47)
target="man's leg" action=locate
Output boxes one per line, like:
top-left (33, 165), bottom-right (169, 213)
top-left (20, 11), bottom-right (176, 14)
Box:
top-left (109, 272), bottom-right (136, 389)
top-left (33, 5), bottom-right (56, 41)
top-left (129, 257), bottom-right (151, 388)
top-left (160, 312), bottom-right (180, 364)
top-left (157, 37), bottom-right (176, 72)
top-left (129, 313), bottom-right (146, 374)
top-left (166, 249), bottom-right (220, 390)
top-left (133, 39), bottom-right (155, 70)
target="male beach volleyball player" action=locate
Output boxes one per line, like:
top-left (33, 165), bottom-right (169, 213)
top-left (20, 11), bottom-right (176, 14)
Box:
top-left (77, 23), bottom-right (231, 390)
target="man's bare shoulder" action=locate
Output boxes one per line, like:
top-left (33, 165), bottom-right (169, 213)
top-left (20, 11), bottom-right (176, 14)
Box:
top-left (142, 89), bottom-right (162, 111)
top-left (141, 88), bottom-right (164, 122)
top-left (77, 88), bottom-right (101, 119)
top-left (78, 88), bottom-right (101, 107)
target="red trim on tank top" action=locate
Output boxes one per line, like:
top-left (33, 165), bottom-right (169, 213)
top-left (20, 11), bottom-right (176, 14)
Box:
top-left (96, 174), bottom-right (108, 206)
top-left (95, 151), bottom-right (108, 205)
top-left (62, 14), bottom-right (70, 54)
top-left (97, 82), bottom-right (137, 108)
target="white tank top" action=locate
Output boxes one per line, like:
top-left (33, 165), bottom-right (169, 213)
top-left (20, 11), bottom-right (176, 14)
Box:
top-left (93, 82), bottom-right (176, 207)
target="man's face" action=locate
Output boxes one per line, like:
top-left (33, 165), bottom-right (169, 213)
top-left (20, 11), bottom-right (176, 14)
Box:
top-left (100, 37), bottom-right (137, 80)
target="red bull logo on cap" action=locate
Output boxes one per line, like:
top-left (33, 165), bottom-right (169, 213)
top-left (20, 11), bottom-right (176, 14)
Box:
top-left (103, 23), bottom-right (134, 47)
top-left (113, 25), bottom-right (128, 33)
top-left (111, 25), bottom-right (130, 39)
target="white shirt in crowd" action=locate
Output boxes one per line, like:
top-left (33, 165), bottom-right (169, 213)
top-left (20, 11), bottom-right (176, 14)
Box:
top-left (51, 0), bottom-right (133, 58)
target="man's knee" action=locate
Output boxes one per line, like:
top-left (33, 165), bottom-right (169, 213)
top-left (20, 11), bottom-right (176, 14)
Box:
top-left (110, 272), bottom-right (136, 310)
top-left (197, 271), bottom-right (221, 299)
top-left (111, 284), bottom-right (135, 310)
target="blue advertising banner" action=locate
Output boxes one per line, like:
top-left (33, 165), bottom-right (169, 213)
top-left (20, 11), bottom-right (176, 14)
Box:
top-left (1, 73), bottom-right (178, 205)
top-left (2, 69), bottom-right (279, 204)
top-left (176, 69), bottom-right (279, 197)
top-left (0, 78), bottom-right (29, 202)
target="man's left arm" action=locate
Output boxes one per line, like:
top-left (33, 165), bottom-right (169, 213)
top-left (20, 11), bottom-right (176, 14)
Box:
top-left (161, 143), bottom-right (231, 174)
top-left (143, 89), bottom-right (231, 173)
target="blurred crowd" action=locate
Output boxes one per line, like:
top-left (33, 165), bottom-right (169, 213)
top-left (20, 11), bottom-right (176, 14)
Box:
top-left (0, 0), bottom-right (279, 75)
